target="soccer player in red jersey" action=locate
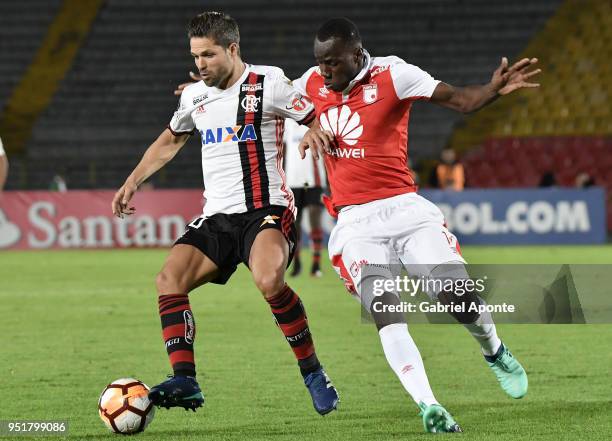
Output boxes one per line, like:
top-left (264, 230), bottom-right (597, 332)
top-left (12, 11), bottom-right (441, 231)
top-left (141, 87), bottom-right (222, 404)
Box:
top-left (294, 18), bottom-right (540, 432)
top-left (112, 12), bottom-right (338, 416)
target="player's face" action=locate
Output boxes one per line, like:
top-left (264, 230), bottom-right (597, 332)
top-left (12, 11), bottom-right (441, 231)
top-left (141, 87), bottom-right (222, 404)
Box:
top-left (190, 37), bottom-right (237, 89)
top-left (314, 37), bottom-right (363, 92)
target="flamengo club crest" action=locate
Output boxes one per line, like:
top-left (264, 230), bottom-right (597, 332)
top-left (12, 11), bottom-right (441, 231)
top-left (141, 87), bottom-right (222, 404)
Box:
top-left (363, 83), bottom-right (378, 104)
top-left (241, 95), bottom-right (261, 112)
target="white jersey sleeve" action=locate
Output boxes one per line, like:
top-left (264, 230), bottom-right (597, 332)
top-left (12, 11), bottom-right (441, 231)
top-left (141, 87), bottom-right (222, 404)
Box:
top-left (168, 84), bottom-right (197, 135)
top-left (270, 71), bottom-right (315, 124)
top-left (291, 66), bottom-right (317, 97)
top-left (387, 57), bottom-right (440, 100)
top-left (0, 136), bottom-right (5, 156)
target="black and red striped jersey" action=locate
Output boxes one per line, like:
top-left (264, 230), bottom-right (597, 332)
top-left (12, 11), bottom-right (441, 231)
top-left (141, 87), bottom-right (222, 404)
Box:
top-left (169, 64), bottom-right (315, 218)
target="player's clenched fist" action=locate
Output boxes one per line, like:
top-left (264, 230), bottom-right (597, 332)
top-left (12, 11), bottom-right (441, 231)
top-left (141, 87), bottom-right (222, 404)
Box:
top-left (298, 125), bottom-right (335, 160)
top-left (111, 181), bottom-right (137, 218)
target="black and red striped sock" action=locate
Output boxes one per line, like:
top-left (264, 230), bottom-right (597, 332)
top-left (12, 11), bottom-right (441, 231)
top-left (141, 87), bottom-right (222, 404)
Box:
top-left (311, 228), bottom-right (323, 265)
top-left (158, 294), bottom-right (196, 377)
top-left (266, 284), bottom-right (320, 376)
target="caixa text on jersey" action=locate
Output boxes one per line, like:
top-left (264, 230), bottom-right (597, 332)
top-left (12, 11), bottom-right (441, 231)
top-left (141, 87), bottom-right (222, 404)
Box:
top-left (199, 125), bottom-right (257, 145)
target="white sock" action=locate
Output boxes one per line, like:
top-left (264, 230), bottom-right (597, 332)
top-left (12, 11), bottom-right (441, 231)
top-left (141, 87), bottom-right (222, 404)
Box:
top-left (463, 308), bottom-right (502, 356)
top-left (378, 323), bottom-right (438, 406)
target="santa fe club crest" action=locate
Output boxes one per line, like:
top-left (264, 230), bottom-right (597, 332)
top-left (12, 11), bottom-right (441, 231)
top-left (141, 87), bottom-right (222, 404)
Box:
top-left (363, 83), bottom-right (378, 104)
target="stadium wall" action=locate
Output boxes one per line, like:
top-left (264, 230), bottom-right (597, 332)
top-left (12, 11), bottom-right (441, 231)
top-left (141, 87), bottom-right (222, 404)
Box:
top-left (0, 188), bottom-right (605, 250)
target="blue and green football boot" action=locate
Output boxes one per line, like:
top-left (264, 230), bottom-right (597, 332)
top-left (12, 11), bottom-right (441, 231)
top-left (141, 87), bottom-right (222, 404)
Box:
top-left (486, 343), bottom-right (528, 399)
top-left (418, 402), bottom-right (462, 433)
top-left (148, 375), bottom-right (204, 411)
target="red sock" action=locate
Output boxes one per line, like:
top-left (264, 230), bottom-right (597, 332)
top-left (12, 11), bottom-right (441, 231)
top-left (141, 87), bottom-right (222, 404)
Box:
top-left (266, 285), bottom-right (320, 375)
top-left (158, 294), bottom-right (196, 377)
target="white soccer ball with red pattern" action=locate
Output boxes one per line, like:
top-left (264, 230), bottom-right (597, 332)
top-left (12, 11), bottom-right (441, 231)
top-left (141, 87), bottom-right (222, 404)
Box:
top-left (98, 378), bottom-right (155, 434)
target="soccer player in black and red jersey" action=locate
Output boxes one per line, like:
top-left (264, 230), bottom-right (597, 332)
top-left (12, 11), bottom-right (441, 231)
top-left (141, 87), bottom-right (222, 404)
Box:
top-left (112, 12), bottom-right (338, 416)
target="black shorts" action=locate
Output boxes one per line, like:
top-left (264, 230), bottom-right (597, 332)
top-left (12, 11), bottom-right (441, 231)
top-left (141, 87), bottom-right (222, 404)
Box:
top-left (291, 186), bottom-right (324, 212)
top-left (174, 205), bottom-right (297, 285)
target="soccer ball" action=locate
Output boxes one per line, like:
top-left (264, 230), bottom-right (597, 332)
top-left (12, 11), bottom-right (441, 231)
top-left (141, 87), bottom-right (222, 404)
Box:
top-left (98, 378), bottom-right (155, 434)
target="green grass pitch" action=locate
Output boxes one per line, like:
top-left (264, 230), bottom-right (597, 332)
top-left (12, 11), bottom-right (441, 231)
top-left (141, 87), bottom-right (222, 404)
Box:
top-left (1, 245), bottom-right (611, 440)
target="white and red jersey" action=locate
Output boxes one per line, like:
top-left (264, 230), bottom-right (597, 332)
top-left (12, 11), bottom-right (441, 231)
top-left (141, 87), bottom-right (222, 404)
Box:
top-left (293, 51), bottom-right (439, 210)
top-left (283, 118), bottom-right (326, 189)
top-left (169, 64), bottom-right (315, 218)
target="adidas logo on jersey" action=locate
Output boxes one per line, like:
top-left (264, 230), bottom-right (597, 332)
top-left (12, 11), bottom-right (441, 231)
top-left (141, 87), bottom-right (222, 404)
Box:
top-left (200, 125), bottom-right (257, 145)
top-left (319, 105), bottom-right (363, 146)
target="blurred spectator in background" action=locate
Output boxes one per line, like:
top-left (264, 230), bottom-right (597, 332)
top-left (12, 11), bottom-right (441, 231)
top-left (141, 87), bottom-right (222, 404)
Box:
top-left (50, 174), bottom-right (67, 192)
top-left (539, 171), bottom-right (556, 187)
top-left (284, 118), bottom-right (326, 277)
top-left (435, 148), bottom-right (464, 191)
top-left (0, 136), bottom-right (8, 191)
top-left (575, 172), bottom-right (595, 188)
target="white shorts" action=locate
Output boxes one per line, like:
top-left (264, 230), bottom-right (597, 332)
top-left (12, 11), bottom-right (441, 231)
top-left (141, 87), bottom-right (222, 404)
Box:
top-left (329, 192), bottom-right (466, 298)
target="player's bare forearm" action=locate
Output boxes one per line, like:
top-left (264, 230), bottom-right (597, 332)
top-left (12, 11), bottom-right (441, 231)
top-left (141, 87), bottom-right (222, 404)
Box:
top-left (112, 129), bottom-right (189, 217)
top-left (430, 57), bottom-right (540, 114)
top-left (124, 129), bottom-right (189, 187)
top-left (431, 82), bottom-right (499, 114)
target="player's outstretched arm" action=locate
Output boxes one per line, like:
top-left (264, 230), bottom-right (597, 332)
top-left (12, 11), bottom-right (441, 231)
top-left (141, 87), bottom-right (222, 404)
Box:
top-left (111, 129), bottom-right (190, 218)
top-left (430, 57), bottom-right (541, 113)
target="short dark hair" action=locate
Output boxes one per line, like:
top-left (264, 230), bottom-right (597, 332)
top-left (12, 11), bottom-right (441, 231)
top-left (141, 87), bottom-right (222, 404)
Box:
top-left (316, 18), bottom-right (361, 46)
top-left (187, 12), bottom-right (240, 48)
